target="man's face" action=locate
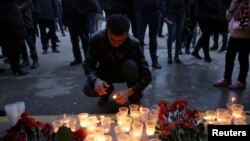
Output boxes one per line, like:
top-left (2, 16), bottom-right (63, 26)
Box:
top-left (107, 30), bottom-right (127, 47)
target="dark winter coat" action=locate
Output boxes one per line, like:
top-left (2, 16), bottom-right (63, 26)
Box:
top-left (17, 0), bottom-right (34, 30)
top-left (61, 0), bottom-right (98, 26)
top-left (83, 30), bottom-right (152, 94)
top-left (0, 0), bottom-right (26, 40)
top-left (132, 0), bottom-right (166, 12)
top-left (100, 0), bottom-right (133, 16)
top-left (36, 0), bottom-right (59, 20)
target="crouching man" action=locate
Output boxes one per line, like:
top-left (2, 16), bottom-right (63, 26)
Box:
top-left (83, 14), bottom-right (152, 106)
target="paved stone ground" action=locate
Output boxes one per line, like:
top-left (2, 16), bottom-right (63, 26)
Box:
top-left (0, 24), bottom-right (250, 115)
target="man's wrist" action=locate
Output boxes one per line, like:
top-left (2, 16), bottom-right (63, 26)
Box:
top-left (127, 88), bottom-right (135, 97)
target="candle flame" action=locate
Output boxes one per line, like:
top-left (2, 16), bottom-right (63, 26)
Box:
top-left (232, 97), bottom-right (235, 103)
top-left (113, 95), bottom-right (117, 99)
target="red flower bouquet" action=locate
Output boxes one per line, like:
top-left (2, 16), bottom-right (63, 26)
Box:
top-left (2, 112), bottom-right (87, 141)
top-left (3, 112), bottom-right (53, 141)
top-left (156, 99), bottom-right (205, 141)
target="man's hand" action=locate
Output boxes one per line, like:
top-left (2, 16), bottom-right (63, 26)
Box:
top-left (114, 88), bottom-right (134, 104)
top-left (94, 79), bottom-right (110, 96)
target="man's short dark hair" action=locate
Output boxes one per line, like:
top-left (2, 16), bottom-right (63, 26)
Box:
top-left (106, 14), bottom-right (130, 35)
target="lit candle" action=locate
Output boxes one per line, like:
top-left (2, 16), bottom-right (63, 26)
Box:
top-left (145, 120), bottom-right (156, 136)
top-left (113, 94), bottom-right (118, 100)
top-left (231, 104), bottom-right (244, 118)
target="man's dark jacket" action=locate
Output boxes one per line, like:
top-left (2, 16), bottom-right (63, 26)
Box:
top-left (83, 30), bottom-right (152, 94)
top-left (0, 0), bottom-right (26, 40)
top-left (61, 0), bottom-right (98, 26)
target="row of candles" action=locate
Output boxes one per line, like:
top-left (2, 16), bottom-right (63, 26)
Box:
top-left (51, 104), bottom-right (161, 141)
top-left (203, 97), bottom-right (247, 125)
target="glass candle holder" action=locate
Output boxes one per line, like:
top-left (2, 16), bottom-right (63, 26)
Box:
top-left (145, 120), bottom-right (156, 136)
top-left (117, 133), bottom-right (130, 141)
top-left (220, 113), bottom-right (233, 125)
top-left (204, 110), bottom-right (217, 122)
top-left (234, 119), bottom-right (247, 125)
top-left (216, 108), bottom-right (228, 122)
top-left (129, 104), bottom-right (139, 116)
top-left (140, 107), bottom-right (150, 123)
top-left (130, 111), bottom-right (141, 122)
top-left (67, 117), bottom-right (76, 130)
top-left (122, 117), bottom-right (132, 132)
top-left (129, 130), bottom-right (142, 141)
top-left (231, 104), bottom-right (244, 118)
top-left (116, 112), bottom-right (126, 126)
top-left (132, 122), bottom-right (143, 135)
top-left (114, 125), bottom-right (125, 138)
top-left (52, 120), bottom-right (63, 133)
top-left (104, 135), bottom-right (112, 141)
top-left (78, 113), bottom-right (89, 127)
top-left (119, 107), bottom-right (129, 116)
top-left (149, 139), bottom-right (161, 141)
top-left (101, 117), bottom-right (112, 134)
top-left (86, 133), bottom-right (96, 141)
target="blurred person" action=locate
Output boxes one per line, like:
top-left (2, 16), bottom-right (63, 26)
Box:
top-left (17, 0), bottom-right (39, 69)
top-left (164, 0), bottom-right (189, 64)
top-left (214, 0), bottom-right (250, 90)
top-left (133, 0), bottom-right (166, 69)
top-left (192, 0), bottom-right (231, 62)
top-left (62, 0), bottom-right (98, 66)
top-left (83, 14), bottom-right (152, 106)
top-left (0, 0), bottom-right (28, 76)
top-left (36, 0), bottom-right (60, 54)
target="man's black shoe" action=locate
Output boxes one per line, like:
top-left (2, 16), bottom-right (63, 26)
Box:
top-left (98, 96), bottom-right (109, 107)
top-left (70, 60), bottom-right (82, 66)
top-left (204, 57), bottom-right (212, 63)
top-left (152, 61), bottom-right (162, 69)
top-left (52, 49), bottom-right (60, 53)
top-left (0, 109), bottom-right (6, 116)
top-left (218, 48), bottom-right (227, 53)
top-left (158, 34), bottom-right (165, 38)
top-left (191, 52), bottom-right (202, 59)
top-left (210, 46), bottom-right (218, 51)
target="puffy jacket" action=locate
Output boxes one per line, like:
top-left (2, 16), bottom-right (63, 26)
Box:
top-left (83, 30), bottom-right (152, 94)
top-left (227, 0), bottom-right (250, 38)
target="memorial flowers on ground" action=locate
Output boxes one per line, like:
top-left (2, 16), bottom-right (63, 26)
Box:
top-left (2, 112), bottom-right (86, 141)
top-left (156, 99), bottom-right (205, 141)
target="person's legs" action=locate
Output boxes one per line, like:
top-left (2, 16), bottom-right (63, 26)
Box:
top-left (218, 32), bottom-right (228, 53)
top-left (166, 15), bottom-right (176, 64)
top-left (237, 38), bottom-right (250, 84)
top-left (121, 59), bottom-right (141, 105)
top-left (224, 37), bottom-right (238, 81)
top-left (174, 13), bottom-right (186, 63)
top-left (210, 33), bottom-right (218, 50)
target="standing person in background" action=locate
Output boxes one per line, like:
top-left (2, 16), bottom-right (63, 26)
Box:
top-left (133, 0), bottom-right (166, 69)
top-left (192, 0), bottom-right (230, 63)
top-left (17, 0), bottom-right (39, 69)
top-left (88, 0), bottom-right (104, 35)
top-left (214, 0), bottom-right (250, 90)
top-left (0, 0), bottom-right (28, 76)
top-left (164, 0), bottom-right (189, 64)
top-left (36, 0), bottom-right (60, 54)
top-left (61, 0), bottom-right (98, 66)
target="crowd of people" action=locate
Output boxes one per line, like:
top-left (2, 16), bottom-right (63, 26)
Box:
top-left (0, 0), bottom-right (250, 108)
